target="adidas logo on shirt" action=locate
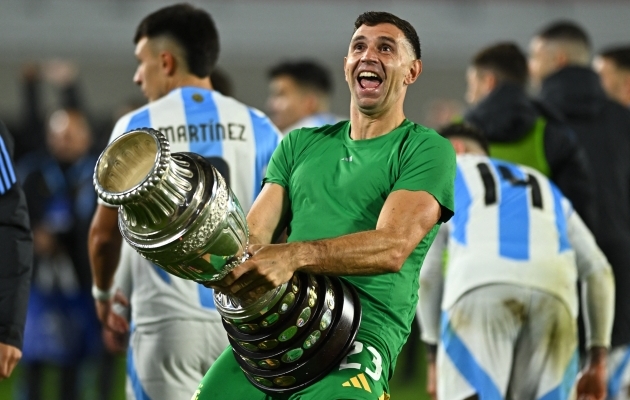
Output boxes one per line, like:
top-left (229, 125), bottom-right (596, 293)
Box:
top-left (341, 372), bottom-right (371, 392)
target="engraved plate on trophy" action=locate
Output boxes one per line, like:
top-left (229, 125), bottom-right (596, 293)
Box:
top-left (93, 128), bottom-right (361, 394)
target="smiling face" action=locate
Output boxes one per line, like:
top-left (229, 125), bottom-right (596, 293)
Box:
top-left (344, 23), bottom-right (421, 116)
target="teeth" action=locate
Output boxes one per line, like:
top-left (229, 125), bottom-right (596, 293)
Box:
top-left (359, 72), bottom-right (379, 79)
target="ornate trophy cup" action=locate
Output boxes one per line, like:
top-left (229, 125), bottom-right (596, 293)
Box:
top-left (93, 128), bottom-right (361, 394)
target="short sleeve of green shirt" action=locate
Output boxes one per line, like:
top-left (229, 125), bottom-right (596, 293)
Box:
top-left (263, 128), bottom-right (298, 190)
top-left (392, 130), bottom-right (456, 223)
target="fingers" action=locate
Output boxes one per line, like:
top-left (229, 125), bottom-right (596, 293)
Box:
top-left (0, 363), bottom-right (9, 381)
top-left (102, 328), bottom-right (128, 354)
top-left (0, 345), bottom-right (21, 381)
top-left (107, 311), bottom-right (130, 334)
top-left (204, 255), bottom-right (265, 288)
top-left (214, 261), bottom-right (255, 288)
top-left (233, 277), bottom-right (274, 301)
top-left (247, 244), bottom-right (264, 255)
top-left (113, 290), bottom-right (130, 307)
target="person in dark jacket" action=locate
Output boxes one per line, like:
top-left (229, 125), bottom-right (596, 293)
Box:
top-left (0, 120), bottom-right (33, 381)
top-left (463, 42), bottom-right (596, 230)
top-left (530, 20), bottom-right (630, 399)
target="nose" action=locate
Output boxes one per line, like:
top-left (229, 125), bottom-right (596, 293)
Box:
top-left (133, 67), bottom-right (142, 86)
top-left (361, 45), bottom-right (378, 62)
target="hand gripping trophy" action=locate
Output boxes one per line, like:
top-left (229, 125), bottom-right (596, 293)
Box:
top-left (93, 128), bottom-right (361, 394)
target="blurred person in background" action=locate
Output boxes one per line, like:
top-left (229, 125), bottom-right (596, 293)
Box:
top-left (17, 107), bottom-right (102, 400)
top-left (13, 60), bottom-right (83, 161)
top-left (463, 42), bottom-right (596, 230)
top-left (266, 59), bottom-right (342, 134)
top-left (422, 98), bottom-right (464, 130)
top-left (593, 45), bottom-right (630, 108)
top-left (418, 123), bottom-right (613, 400)
top-left (529, 21), bottom-right (630, 400)
top-left (0, 121), bottom-right (33, 381)
top-left (88, 4), bottom-right (280, 400)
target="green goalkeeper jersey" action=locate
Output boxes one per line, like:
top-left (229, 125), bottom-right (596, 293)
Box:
top-left (263, 119), bottom-right (455, 377)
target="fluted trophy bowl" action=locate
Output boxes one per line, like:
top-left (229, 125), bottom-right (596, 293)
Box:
top-left (93, 128), bottom-right (361, 394)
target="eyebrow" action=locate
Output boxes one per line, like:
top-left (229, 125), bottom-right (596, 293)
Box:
top-left (351, 35), bottom-right (398, 46)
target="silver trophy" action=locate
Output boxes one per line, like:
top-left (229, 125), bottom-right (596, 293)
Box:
top-left (94, 128), bottom-right (361, 394)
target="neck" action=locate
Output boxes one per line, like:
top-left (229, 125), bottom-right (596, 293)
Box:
top-left (170, 74), bottom-right (213, 92)
top-left (348, 101), bottom-right (406, 140)
top-left (467, 149), bottom-right (487, 156)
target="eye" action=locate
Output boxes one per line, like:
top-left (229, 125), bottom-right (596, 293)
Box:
top-left (353, 43), bottom-right (365, 52)
top-left (381, 45), bottom-right (392, 52)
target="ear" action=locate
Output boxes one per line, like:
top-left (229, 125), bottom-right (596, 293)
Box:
top-left (343, 57), bottom-right (348, 82)
top-left (556, 51), bottom-right (569, 69)
top-left (404, 60), bottom-right (422, 85)
top-left (623, 74), bottom-right (630, 98)
top-left (485, 72), bottom-right (497, 92)
top-left (449, 138), bottom-right (467, 155)
top-left (160, 51), bottom-right (177, 77)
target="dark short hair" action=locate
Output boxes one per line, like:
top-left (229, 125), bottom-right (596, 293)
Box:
top-left (599, 45), bottom-right (630, 71)
top-left (537, 20), bottom-right (591, 50)
top-left (134, 3), bottom-right (219, 78)
top-left (268, 60), bottom-right (333, 94)
top-left (354, 11), bottom-right (421, 60)
top-left (472, 42), bottom-right (528, 87)
top-left (439, 123), bottom-right (490, 155)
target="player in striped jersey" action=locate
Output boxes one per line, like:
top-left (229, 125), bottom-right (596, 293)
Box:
top-left (417, 123), bottom-right (614, 400)
top-left (87, 5), bottom-right (280, 400)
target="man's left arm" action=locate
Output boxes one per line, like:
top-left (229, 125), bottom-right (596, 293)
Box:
top-left (88, 204), bottom-right (124, 326)
top-left (222, 189), bottom-right (443, 299)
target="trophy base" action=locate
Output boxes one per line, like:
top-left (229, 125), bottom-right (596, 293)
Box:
top-left (221, 273), bottom-right (362, 395)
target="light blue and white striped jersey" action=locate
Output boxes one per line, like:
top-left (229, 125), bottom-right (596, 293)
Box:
top-left (111, 87), bottom-right (281, 211)
top-left (436, 154), bottom-right (583, 314)
top-left (109, 87), bottom-right (281, 324)
top-left (0, 132), bottom-right (17, 196)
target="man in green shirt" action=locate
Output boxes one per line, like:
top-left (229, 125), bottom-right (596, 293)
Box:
top-left (195, 11), bottom-right (455, 400)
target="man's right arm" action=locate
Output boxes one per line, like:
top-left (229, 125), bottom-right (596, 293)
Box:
top-left (567, 210), bottom-right (614, 400)
top-left (246, 183), bottom-right (290, 246)
top-left (88, 204), bottom-right (122, 323)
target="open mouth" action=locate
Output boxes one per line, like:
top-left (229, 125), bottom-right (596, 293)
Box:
top-left (357, 71), bottom-right (383, 89)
